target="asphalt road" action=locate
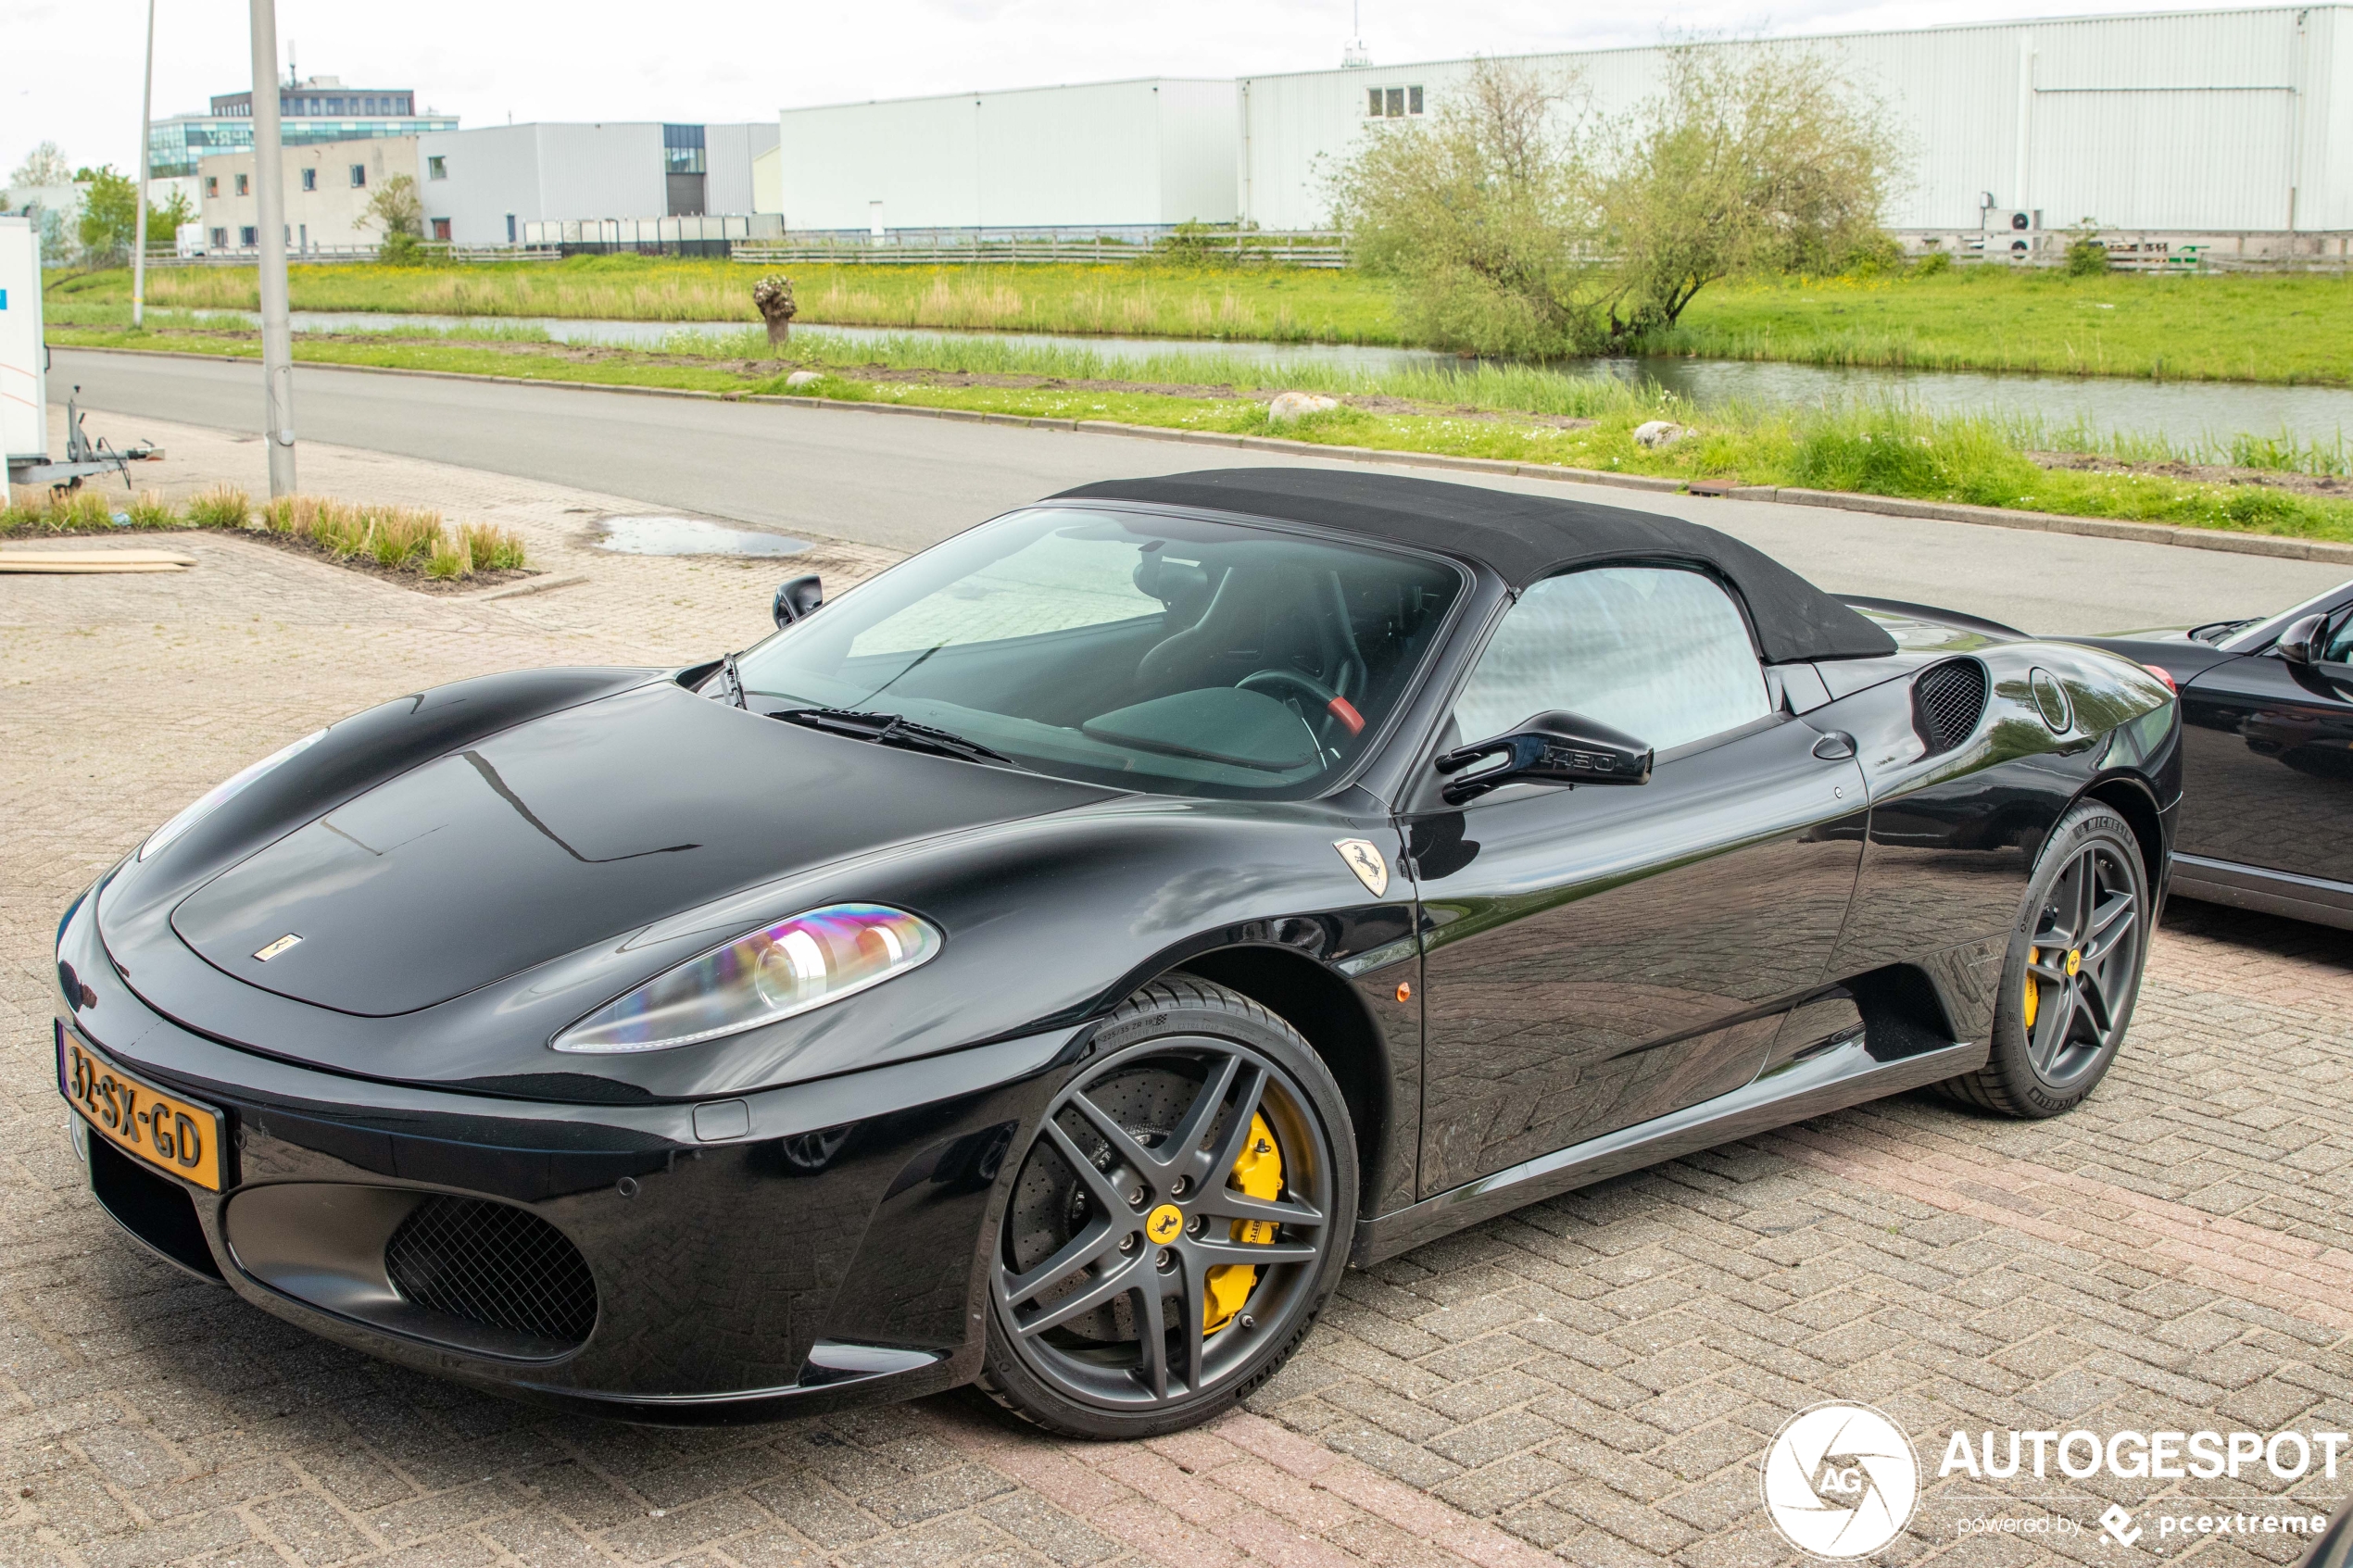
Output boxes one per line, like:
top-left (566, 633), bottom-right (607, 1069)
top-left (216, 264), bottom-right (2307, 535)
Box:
top-left (54, 347), bottom-right (2348, 633)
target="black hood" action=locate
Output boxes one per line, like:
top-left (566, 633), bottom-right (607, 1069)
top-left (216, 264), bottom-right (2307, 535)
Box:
top-left (169, 683), bottom-right (1108, 1015)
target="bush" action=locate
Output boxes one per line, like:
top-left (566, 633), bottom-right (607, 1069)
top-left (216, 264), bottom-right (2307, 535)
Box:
top-left (2064, 223), bottom-right (2111, 277)
top-left (1911, 249), bottom-right (1953, 277)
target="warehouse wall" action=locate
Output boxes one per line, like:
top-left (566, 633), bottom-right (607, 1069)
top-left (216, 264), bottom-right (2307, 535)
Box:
top-left (1237, 6), bottom-right (2349, 235)
top-left (706, 122), bottom-right (779, 217)
top-left (416, 123), bottom-right (669, 244)
top-left (777, 79), bottom-right (1237, 231)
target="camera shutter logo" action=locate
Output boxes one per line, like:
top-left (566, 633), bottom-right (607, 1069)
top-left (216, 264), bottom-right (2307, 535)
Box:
top-left (1761, 1402), bottom-right (1920, 1559)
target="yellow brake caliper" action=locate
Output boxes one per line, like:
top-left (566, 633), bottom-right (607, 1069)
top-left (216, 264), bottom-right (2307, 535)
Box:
top-left (2023, 948), bottom-right (2040, 1030)
top-left (1202, 1112), bottom-right (1281, 1335)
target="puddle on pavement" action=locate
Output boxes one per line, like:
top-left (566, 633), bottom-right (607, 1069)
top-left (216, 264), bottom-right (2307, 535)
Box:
top-left (594, 517), bottom-right (813, 558)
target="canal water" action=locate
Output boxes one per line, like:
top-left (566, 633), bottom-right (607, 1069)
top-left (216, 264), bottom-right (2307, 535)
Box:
top-left (215, 309), bottom-right (2350, 454)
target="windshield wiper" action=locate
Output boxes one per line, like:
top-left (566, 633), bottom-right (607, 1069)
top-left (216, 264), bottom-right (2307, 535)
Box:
top-left (772, 708), bottom-right (1024, 770)
top-left (721, 653), bottom-right (749, 709)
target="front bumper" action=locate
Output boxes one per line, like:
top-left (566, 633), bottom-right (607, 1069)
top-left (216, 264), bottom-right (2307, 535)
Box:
top-left (55, 878), bottom-right (1076, 1424)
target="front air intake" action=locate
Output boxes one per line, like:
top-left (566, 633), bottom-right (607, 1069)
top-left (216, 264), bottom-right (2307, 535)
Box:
top-left (384, 1196), bottom-right (597, 1348)
top-left (1912, 659), bottom-right (1989, 755)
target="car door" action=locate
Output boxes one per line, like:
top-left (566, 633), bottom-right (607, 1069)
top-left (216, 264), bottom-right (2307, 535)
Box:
top-left (2178, 605), bottom-right (2353, 886)
top-left (1405, 566), bottom-right (1867, 1197)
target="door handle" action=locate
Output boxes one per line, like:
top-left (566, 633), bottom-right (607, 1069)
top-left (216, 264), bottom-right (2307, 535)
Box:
top-left (1812, 731), bottom-right (1857, 760)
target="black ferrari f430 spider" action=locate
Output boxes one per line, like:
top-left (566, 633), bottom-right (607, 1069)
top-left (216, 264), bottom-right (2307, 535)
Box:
top-left (55, 470), bottom-right (2180, 1437)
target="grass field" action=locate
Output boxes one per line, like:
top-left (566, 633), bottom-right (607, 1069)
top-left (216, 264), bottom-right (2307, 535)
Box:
top-left (51, 258), bottom-right (1402, 345)
top-left (50, 256), bottom-right (2353, 384)
top-left (47, 317), bottom-right (2353, 545)
top-left (1659, 267), bottom-right (2353, 385)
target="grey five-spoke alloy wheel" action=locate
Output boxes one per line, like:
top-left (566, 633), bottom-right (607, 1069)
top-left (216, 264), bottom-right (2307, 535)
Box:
top-left (978, 976), bottom-right (1356, 1438)
top-left (1945, 801), bottom-right (2151, 1119)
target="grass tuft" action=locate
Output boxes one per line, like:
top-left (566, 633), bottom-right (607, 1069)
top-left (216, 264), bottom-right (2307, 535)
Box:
top-left (186, 484), bottom-right (250, 527)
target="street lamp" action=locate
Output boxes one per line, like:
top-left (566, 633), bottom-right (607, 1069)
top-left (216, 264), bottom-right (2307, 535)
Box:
top-left (247, 0), bottom-right (296, 495)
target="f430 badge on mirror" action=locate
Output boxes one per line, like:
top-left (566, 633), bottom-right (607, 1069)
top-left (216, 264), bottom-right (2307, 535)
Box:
top-left (1333, 838), bottom-right (1390, 897)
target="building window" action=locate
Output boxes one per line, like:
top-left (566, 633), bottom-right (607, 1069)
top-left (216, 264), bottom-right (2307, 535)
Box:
top-left (349, 164), bottom-right (366, 187)
top-left (205, 175), bottom-right (219, 196)
top-left (235, 171), bottom-right (249, 194)
top-left (300, 167), bottom-right (316, 191)
top-left (427, 155), bottom-right (447, 180)
top-left (505, 213), bottom-right (516, 244)
top-left (431, 218), bottom-right (451, 241)
top-left (1368, 85), bottom-right (1424, 119)
top-left (209, 227), bottom-right (226, 248)
top-left (662, 123), bottom-right (707, 175)
top-left (239, 225), bottom-right (257, 246)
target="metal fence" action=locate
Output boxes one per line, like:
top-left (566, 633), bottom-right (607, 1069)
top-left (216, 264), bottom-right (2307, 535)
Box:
top-left (730, 230), bottom-right (1351, 268)
top-left (142, 243), bottom-right (562, 268)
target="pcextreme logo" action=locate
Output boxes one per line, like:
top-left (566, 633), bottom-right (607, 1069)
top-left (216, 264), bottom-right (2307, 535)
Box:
top-left (1762, 1402), bottom-right (1922, 1560)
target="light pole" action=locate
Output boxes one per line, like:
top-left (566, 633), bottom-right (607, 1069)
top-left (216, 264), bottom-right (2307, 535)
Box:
top-left (132, 0), bottom-right (155, 328)
top-left (247, 0), bottom-right (296, 495)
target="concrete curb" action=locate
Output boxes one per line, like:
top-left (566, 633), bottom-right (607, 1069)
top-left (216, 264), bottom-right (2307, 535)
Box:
top-left (65, 344), bottom-right (2353, 569)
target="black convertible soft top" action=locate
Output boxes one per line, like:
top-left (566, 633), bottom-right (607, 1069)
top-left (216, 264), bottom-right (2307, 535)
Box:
top-left (1051, 468), bottom-right (1897, 663)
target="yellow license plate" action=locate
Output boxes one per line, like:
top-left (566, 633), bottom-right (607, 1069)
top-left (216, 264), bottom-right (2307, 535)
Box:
top-left (57, 1028), bottom-right (226, 1191)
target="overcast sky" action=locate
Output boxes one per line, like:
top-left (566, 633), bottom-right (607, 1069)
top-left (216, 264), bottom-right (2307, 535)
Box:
top-left (7, 0), bottom-right (2283, 182)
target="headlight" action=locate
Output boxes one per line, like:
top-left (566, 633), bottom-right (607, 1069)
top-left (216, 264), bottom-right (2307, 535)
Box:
top-left (138, 729), bottom-right (328, 860)
top-left (552, 903), bottom-right (941, 1054)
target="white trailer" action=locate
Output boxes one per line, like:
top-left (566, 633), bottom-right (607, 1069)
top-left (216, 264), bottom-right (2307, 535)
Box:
top-left (1, 216), bottom-right (44, 474)
top-left (2, 217), bottom-right (162, 492)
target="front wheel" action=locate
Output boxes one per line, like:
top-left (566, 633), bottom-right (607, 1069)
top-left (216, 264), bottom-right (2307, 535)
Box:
top-left (1943, 801), bottom-right (2150, 1119)
top-left (977, 976), bottom-right (1355, 1439)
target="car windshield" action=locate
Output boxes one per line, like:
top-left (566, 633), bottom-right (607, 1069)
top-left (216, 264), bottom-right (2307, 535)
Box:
top-left (727, 507), bottom-right (1465, 798)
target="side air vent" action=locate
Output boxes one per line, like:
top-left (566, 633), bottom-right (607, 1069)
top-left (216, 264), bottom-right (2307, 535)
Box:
top-left (1912, 659), bottom-right (1989, 756)
top-left (385, 1197), bottom-right (598, 1348)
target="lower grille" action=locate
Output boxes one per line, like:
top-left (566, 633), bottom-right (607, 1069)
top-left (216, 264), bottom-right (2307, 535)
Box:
top-left (1913, 659), bottom-right (1989, 755)
top-left (384, 1196), bottom-right (597, 1348)
top-left (89, 1135), bottom-right (222, 1279)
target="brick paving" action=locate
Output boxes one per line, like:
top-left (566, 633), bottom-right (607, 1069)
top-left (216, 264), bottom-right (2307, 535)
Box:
top-left (5, 420), bottom-right (2352, 1566)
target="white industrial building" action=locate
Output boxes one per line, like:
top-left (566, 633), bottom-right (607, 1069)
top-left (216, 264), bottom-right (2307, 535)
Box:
top-left (1237, 6), bottom-right (2353, 243)
top-left (414, 121), bottom-right (778, 245)
top-left (775, 79), bottom-right (1237, 232)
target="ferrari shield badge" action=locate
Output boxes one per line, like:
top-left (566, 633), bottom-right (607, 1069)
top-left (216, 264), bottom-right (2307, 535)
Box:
top-left (1333, 838), bottom-right (1390, 898)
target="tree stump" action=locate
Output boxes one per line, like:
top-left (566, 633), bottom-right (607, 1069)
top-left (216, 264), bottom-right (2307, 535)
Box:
top-left (753, 274), bottom-right (798, 346)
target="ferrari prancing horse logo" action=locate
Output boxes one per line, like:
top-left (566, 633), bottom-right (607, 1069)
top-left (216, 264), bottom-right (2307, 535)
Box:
top-left (1333, 838), bottom-right (1390, 898)
top-left (1145, 1204), bottom-right (1184, 1245)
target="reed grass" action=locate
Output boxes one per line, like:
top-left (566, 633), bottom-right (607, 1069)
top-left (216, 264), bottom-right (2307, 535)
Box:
top-left (3, 483), bottom-right (527, 577)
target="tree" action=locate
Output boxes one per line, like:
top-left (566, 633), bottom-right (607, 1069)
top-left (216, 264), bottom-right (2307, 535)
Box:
top-left (1325, 44), bottom-right (1902, 356)
top-left (9, 141), bottom-right (71, 187)
top-left (364, 172), bottom-right (425, 262)
top-left (1593, 46), bottom-right (1901, 341)
top-left (149, 185), bottom-right (194, 241)
top-left (1327, 58), bottom-right (1609, 357)
top-left (76, 165), bottom-right (139, 263)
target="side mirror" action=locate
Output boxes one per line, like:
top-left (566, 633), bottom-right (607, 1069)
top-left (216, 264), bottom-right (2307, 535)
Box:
top-left (774, 574), bottom-right (823, 628)
top-left (2276, 612), bottom-right (2325, 666)
top-left (1434, 710), bottom-right (1653, 805)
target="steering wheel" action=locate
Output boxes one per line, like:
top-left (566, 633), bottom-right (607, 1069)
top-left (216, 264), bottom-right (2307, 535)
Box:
top-left (1236, 669), bottom-right (1366, 746)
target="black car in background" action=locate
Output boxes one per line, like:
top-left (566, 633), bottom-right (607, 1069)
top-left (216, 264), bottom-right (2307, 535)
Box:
top-left (55, 470), bottom-right (2179, 1439)
top-left (2073, 580), bottom-right (2353, 929)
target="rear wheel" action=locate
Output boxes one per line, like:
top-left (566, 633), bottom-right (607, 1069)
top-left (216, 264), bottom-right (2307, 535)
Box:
top-left (1944, 801), bottom-right (2149, 1119)
top-left (977, 976), bottom-right (1354, 1439)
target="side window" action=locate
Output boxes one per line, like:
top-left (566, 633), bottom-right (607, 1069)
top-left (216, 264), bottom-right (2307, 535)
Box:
top-left (2322, 608), bottom-right (2353, 665)
top-left (1451, 566), bottom-right (1771, 754)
